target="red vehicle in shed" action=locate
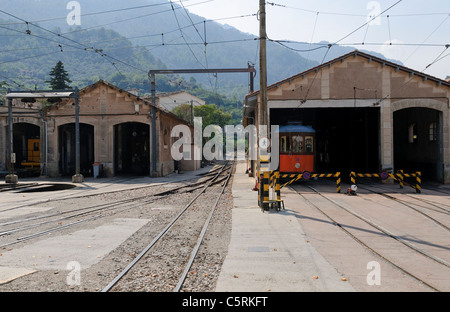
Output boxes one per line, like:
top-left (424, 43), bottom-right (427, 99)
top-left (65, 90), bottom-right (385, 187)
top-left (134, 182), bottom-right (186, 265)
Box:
top-left (277, 123), bottom-right (316, 174)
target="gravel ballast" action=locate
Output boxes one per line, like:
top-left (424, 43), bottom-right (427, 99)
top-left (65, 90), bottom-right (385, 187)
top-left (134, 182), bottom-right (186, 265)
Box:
top-left (0, 167), bottom-right (234, 292)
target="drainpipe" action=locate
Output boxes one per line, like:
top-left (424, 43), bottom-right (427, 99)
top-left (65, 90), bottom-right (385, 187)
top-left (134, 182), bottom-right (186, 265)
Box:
top-left (72, 87), bottom-right (83, 183)
top-left (5, 90), bottom-right (18, 184)
top-left (151, 73), bottom-right (157, 176)
top-left (40, 110), bottom-right (48, 177)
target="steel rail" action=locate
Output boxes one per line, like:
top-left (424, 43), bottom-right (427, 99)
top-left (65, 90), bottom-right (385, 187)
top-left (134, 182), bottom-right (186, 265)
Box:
top-left (307, 185), bottom-right (450, 267)
top-left (357, 185), bottom-right (450, 231)
top-left (360, 183), bottom-right (450, 213)
top-left (101, 162), bottom-right (231, 292)
top-left (291, 185), bottom-right (441, 292)
top-left (173, 162), bottom-right (234, 292)
top-left (0, 171), bottom-right (215, 213)
top-left (0, 167), bottom-right (229, 247)
top-left (0, 195), bottom-right (163, 249)
top-left (0, 170), bottom-right (224, 224)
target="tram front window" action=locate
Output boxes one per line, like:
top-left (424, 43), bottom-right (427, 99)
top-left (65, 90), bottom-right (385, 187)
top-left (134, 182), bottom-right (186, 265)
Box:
top-left (292, 135), bottom-right (303, 153)
top-left (281, 136), bottom-right (290, 153)
top-left (305, 136), bottom-right (313, 153)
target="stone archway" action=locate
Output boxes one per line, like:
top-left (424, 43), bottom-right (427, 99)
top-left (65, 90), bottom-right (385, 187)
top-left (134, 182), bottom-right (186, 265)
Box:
top-left (394, 106), bottom-right (444, 182)
top-left (114, 122), bottom-right (150, 176)
top-left (58, 123), bottom-right (95, 176)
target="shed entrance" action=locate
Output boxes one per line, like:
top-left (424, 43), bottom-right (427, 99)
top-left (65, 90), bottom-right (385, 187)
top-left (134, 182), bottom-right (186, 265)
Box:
top-left (59, 123), bottom-right (94, 177)
top-left (394, 107), bottom-right (443, 182)
top-left (270, 107), bottom-right (380, 176)
top-left (114, 122), bottom-right (150, 176)
top-left (13, 123), bottom-right (40, 176)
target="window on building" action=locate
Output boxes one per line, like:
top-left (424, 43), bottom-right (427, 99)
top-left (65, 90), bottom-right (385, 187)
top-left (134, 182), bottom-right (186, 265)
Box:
top-left (164, 128), bottom-right (169, 149)
top-left (429, 122), bottom-right (437, 142)
top-left (408, 123), bottom-right (417, 143)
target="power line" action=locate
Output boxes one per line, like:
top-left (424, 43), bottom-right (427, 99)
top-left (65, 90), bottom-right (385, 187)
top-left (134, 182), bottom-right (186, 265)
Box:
top-left (334, 0), bottom-right (404, 46)
top-left (403, 13), bottom-right (450, 62)
top-left (374, 44), bottom-right (450, 106)
top-left (0, 5), bottom-right (259, 81)
top-left (0, 0), bottom-right (199, 26)
top-left (284, 0), bottom-right (404, 105)
top-left (169, 0), bottom-right (207, 70)
top-left (0, 8), bottom-right (148, 79)
top-left (267, 2), bottom-right (449, 18)
top-left (177, 0), bottom-right (214, 90)
top-left (61, 0), bottom-right (213, 36)
top-left (73, 13), bottom-right (256, 47)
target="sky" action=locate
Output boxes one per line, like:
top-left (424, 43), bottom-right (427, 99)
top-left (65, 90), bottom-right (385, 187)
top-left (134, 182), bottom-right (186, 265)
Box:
top-left (186, 0), bottom-right (450, 80)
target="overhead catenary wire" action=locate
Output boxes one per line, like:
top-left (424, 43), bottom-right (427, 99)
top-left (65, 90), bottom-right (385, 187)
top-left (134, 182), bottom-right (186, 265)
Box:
top-left (1, 1), bottom-right (447, 95)
top-left (303, 11), bottom-right (320, 69)
top-left (61, 0), bottom-right (213, 37)
top-left (267, 1), bottom-right (448, 18)
top-left (403, 13), bottom-right (450, 62)
top-left (268, 0), bottom-right (405, 105)
top-left (269, 0), bottom-right (405, 51)
top-left (374, 44), bottom-right (450, 106)
top-left (0, 0), bottom-right (173, 25)
top-left (169, 0), bottom-right (207, 70)
top-left (177, 0), bottom-right (214, 91)
top-left (0, 4), bottom-right (256, 87)
top-left (0, 8), bottom-right (150, 82)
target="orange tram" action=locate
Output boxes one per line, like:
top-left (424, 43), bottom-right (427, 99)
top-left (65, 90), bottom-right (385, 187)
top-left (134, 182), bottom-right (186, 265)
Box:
top-left (277, 123), bottom-right (316, 175)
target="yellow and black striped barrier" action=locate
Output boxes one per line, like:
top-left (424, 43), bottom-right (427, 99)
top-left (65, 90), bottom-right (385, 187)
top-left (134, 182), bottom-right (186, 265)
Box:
top-left (258, 171), bottom-right (284, 212)
top-left (350, 171), bottom-right (422, 194)
top-left (280, 172), bottom-right (342, 193)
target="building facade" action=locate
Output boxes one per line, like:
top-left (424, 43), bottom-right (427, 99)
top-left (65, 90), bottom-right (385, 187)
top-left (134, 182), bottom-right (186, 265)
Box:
top-left (245, 51), bottom-right (450, 183)
top-left (0, 80), bottom-right (201, 179)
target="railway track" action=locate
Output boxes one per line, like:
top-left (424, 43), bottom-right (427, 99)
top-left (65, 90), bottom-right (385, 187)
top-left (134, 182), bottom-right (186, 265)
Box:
top-left (0, 165), bottom-right (230, 250)
top-left (356, 184), bottom-right (450, 232)
top-left (102, 161), bottom-right (234, 292)
top-left (0, 166), bottom-right (224, 211)
top-left (291, 183), bottom-right (450, 292)
top-left (0, 162), bottom-right (234, 292)
top-left (359, 182), bottom-right (450, 213)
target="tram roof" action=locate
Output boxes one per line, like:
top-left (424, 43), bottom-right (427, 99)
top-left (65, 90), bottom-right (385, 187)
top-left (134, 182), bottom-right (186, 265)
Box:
top-left (277, 124), bottom-right (316, 133)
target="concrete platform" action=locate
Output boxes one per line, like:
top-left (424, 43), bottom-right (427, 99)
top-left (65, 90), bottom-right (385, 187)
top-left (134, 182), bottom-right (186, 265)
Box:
top-left (215, 161), bottom-right (355, 292)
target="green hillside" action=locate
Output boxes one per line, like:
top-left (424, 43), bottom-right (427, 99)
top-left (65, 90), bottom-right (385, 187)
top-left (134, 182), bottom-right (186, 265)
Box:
top-left (0, 0), bottom-right (320, 95)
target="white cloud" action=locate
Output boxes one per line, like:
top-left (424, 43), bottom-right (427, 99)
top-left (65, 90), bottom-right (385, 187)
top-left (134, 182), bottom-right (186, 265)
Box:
top-left (379, 39), bottom-right (406, 62)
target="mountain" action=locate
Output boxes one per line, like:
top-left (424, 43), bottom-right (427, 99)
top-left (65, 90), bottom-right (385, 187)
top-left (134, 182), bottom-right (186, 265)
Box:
top-left (0, 0), bottom-right (401, 98)
top-left (0, 20), bottom-right (166, 91)
top-left (0, 0), bottom-right (316, 95)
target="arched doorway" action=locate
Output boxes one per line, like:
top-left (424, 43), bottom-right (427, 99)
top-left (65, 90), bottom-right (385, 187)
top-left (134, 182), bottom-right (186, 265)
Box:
top-left (58, 123), bottom-right (94, 176)
top-left (13, 123), bottom-right (40, 176)
top-left (114, 122), bottom-right (150, 176)
top-left (394, 107), bottom-right (443, 182)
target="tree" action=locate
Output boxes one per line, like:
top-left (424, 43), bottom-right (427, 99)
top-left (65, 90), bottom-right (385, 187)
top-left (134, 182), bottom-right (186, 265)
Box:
top-left (46, 61), bottom-right (72, 90)
top-left (173, 103), bottom-right (232, 129)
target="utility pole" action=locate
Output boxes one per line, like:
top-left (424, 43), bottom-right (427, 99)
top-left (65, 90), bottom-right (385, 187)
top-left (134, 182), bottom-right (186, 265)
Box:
top-left (148, 66), bottom-right (256, 175)
top-left (258, 0), bottom-right (268, 174)
top-left (72, 87), bottom-right (84, 183)
top-left (150, 73), bottom-right (157, 177)
top-left (5, 89), bottom-right (18, 184)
